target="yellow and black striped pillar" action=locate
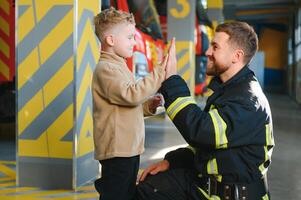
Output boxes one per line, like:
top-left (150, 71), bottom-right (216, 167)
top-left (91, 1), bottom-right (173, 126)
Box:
top-left (16, 0), bottom-right (100, 189)
top-left (207, 0), bottom-right (224, 29)
top-left (167, 0), bottom-right (196, 92)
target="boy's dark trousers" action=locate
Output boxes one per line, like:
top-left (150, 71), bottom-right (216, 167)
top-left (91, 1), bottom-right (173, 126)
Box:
top-left (94, 155), bottom-right (140, 200)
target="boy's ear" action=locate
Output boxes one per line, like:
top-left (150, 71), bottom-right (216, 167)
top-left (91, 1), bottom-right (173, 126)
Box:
top-left (104, 35), bottom-right (114, 46)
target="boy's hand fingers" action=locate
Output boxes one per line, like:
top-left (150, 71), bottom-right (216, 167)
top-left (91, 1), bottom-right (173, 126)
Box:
top-left (159, 54), bottom-right (169, 71)
top-left (168, 37), bottom-right (175, 54)
top-left (165, 38), bottom-right (177, 79)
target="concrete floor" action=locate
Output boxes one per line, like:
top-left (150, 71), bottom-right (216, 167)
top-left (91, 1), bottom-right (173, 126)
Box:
top-left (0, 92), bottom-right (301, 199)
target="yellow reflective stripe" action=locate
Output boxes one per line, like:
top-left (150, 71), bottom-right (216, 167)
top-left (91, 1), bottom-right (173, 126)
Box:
top-left (197, 186), bottom-right (210, 199)
top-left (259, 146), bottom-right (268, 175)
top-left (215, 175), bottom-right (222, 182)
top-left (207, 158), bottom-right (218, 175)
top-left (262, 193), bottom-right (269, 200)
top-left (260, 122), bottom-right (275, 176)
top-left (265, 123), bottom-right (274, 146)
top-left (209, 109), bottom-right (228, 149)
top-left (196, 186), bottom-right (221, 200)
top-left (210, 195), bottom-right (220, 200)
top-left (167, 97), bottom-right (196, 120)
top-left (187, 145), bottom-right (196, 154)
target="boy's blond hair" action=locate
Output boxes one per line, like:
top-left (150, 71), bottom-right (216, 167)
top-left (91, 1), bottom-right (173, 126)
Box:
top-left (94, 7), bottom-right (135, 42)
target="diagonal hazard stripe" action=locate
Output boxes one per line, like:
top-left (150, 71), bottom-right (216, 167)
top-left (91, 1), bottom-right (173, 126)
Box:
top-left (77, 9), bottom-right (94, 43)
top-left (43, 56), bottom-right (73, 107)
top-left (78, 108), bottom-right (93, 157)
top-left (77, 14), bottom-right (98, 70)
top-left (0, 0), bottom-right (9, 15)
top-left (17, 57), bottom-right (73, 134)
top-left (174, 41), bottom-right (194, 84)
top-left (18, 5), bottom-right (30, 18)
top-left (60, 128), bottom-right (73, 141)
top-left (177, 48), bottom-right (190, 75)
top-left (46, 105), bottom-right (73, 158)
top-left (74, 6), bottom-right (99, 177)
top-left (18, 36), bottom-right (73, 111)
top-left (0, 177), bottom-right (14, 183)
top-left (17, 5), bottom-right (72, 65)
top-left (0, 37), bottom-right (9, 58)
top-left (77, 88), bottom-right (92, 135)
top-left (6, 190), bottom-right (68, 198)
top-left (0, 16), bottom-right (9, 36)
top-left (32, 192), bottom-right (98, 199)
top-left (0, 187), bottom-right (38, 195)
top-left (77, 65), bottom-right (92, 118)
top-left (0, 59), bottom-right (9, 79)
top-left (18, 106), bottom-right (73, 158)
top-left (0, 161), bottom-right (98, 198)
top-left (19, 82), bottom-right (73, 139)
top-left (0, 181), bottom-right (15, 187)
top-left (76, 9), bottom-right (98, 158)
top-left (76, 44), bottom-right (95, 92)
top-left (0, 163), bottom-right (15, 178)
top-left (39, 8), bottom-right (73, 65)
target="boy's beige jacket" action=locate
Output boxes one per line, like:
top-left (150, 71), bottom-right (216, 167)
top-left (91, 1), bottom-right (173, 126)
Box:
top-left (92, 51), bottom-right (165, 160)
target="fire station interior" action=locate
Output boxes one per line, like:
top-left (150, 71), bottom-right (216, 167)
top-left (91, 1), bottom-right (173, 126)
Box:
top-left (0, 0), bottom-right (301, 199)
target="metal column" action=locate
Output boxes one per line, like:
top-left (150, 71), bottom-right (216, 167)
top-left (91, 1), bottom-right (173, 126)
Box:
top-left (296, 7), bottom-right (301, 103)
top-left (16, 0), bottom-right (100, 189)
top-left (207, 0), bottom-right (224, 28)
top-left (167, 0), bottom-right (196, 92)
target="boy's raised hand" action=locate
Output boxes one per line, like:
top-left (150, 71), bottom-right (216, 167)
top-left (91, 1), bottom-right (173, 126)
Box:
top-left (165, 38), bottom-right (177, 79)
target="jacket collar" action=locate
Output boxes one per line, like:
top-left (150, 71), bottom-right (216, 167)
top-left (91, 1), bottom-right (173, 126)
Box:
top-left (99, 51), bottom-right (127, 67)
top-left (208, 65), bottom-right (253, 92)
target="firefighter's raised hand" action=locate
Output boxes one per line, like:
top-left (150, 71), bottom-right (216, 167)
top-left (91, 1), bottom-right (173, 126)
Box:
top-left (159, 50), bottom-right (169, 71)
top-left (147, 93), bottom-right (164, 114)
top-left (165, 37), bottom-right (177, 79)
top-left (139, 160), bottom-right (170, 182)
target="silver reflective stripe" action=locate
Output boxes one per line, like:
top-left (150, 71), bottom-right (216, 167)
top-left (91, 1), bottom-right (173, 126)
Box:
top-left (167, 97), bottom-right (196, 120)
top-left (207, 158), bottom-right (218, 175)
top-left (209, 109), bottom-right (228, 149)
top-left (265, 123), bottom-right (274, 146)
top-left (168, 97), bottom-right (191, 115)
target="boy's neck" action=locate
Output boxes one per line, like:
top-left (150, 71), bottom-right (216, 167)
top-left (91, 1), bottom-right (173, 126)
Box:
top-left (101, 45), bottom-right (115, 55)
top-left (100, 48), bottom-right (126, 64)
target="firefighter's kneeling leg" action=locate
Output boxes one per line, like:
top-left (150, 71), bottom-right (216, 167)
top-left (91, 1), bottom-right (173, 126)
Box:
top-left (135, 169), bottom-right (202, 200)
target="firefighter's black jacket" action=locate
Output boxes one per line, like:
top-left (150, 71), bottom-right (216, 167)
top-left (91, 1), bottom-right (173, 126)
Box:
top-left (159, 66), bottom-right (274, 183)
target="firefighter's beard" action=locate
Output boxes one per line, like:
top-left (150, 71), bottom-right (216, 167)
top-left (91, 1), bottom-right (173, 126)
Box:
top-left (206, 59), bottom-right (229, 76)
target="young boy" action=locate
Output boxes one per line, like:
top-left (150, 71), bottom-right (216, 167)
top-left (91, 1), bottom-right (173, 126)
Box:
top-left (92, 7), bottom-right (175, 200)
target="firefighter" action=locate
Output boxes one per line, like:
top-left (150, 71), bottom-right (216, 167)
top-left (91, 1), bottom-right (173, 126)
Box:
top-left (135, 21), bottom-right (274, 200)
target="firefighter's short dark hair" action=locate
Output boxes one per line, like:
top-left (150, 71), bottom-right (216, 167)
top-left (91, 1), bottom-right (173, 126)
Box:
top-left (216, 21), bottom-right (258, 64)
